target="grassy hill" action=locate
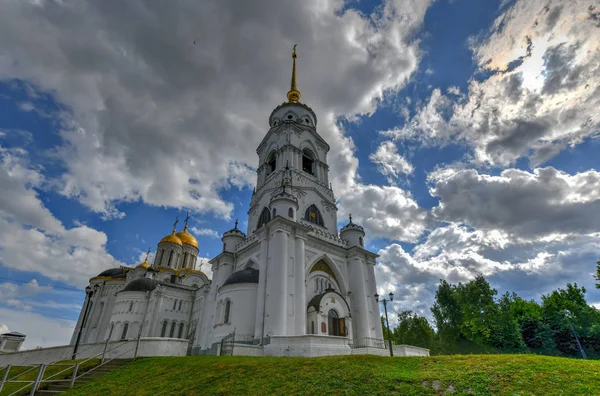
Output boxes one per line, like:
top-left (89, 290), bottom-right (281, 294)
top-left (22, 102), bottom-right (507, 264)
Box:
top-left (63, 354), bottom-right (600, 395)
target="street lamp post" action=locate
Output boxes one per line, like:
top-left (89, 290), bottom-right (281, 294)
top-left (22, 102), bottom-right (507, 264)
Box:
top-left (565, 310), bottom-right (587, 359)
top-left (375, 292), bottom-right (394, 357)
top-left (72, 284), bottom-right (99, 360)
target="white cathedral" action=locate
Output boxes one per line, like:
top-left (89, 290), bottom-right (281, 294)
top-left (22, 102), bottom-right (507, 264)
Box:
top-left (71, 48), bottom-right (385, 357)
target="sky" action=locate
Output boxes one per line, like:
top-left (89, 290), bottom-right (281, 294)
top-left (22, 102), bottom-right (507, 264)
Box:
top-left (0, 0), bottom-right (599, 349)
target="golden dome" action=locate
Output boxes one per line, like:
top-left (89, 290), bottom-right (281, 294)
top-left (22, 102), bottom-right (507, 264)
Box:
top-left (176, 225), bottom-right (198, 249)
top-left (136, 260), bottom-right (150, 269)
top-left (160, 231), bottom-right (183, 246)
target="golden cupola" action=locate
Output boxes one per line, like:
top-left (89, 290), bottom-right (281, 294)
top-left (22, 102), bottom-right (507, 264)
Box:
top-left (177, 224), bottom-right (198, 249)
top-left (160, 229), bottom-right (183, 246)
top-left (136, 249), bottom-right (151, 269)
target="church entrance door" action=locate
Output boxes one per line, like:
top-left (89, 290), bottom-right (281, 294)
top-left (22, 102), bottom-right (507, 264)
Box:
top-left (328, 310), bottom-right (345, 336)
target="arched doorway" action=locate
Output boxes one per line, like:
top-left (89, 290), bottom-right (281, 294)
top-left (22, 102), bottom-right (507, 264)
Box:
top-left (328, 309), bottom-right (345, 336)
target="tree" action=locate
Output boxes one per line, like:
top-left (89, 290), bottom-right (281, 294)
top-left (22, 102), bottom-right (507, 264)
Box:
top-left (453, 275), bottom-right (498, 346)
top-left (393, 310), bottom-right (435, 349)
top-left (491, 293), bottom-right (526, 350)
top-left (431, 280), bottom-right (462, 342)
top-left (541, 283), bottom-right (600, 356)
top-left (509, 293), bottom-right (554, 351)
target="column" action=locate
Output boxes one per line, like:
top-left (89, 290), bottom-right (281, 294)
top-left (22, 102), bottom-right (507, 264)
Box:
top-left (348, 256), bottom-right (370, 340)
top-left (254, 238), bottom-right (268, 341)
top-left (294, 236), bottom-right (306, 335)
top-left (266, 229), bottom-right (288, 336)
top-left (367, 263), bottom-right (383, 339)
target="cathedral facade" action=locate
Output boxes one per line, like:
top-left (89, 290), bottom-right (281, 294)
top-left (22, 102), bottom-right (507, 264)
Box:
top-left (71, 49), bottom-right (384, 357)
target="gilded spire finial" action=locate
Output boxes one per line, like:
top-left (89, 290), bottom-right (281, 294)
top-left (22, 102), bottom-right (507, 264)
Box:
top-left (287, 44), bottom-right (301, 103)
top-left (184, 211), bottom-right (190, 231)
top-left (172, 216), bottom-right (179, 233)
top-left (144, 247), bottom-right (151, 263)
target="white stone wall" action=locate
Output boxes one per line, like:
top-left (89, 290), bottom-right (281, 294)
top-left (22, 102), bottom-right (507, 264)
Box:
top-left (214, 283), bottom-right (258, 344)
top-left (0, 338), bottom-right (189, 366)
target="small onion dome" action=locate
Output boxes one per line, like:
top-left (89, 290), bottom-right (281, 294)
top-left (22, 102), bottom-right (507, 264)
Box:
top-left (160, 230), bottom-right (183, 246)
top-left (176, 225), bottom-right (198, 248)
top-left (97, 267), bottom-right (127, 278)
top-left (223, 221), bottom-right (246, 238)
top-left (340, 214), bottom-right (364, 233)
top-left (222, 268), bottom-right (259, 287)
top-left (136, 257), bottom-right (150, 269)
top-left (122, 278), bottom-right (159, 292)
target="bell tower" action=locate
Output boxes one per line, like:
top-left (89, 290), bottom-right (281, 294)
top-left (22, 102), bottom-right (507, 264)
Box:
top-left (247, 46), bottom-right (338, 235)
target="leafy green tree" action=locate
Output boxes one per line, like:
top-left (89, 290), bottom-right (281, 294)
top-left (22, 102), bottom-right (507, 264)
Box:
top-left (454, 275), bottom-right (498, 346)
top-left (595, 259), bottom-right (600, 289)
top-left (541, 283), bottom-right (600, 356)
top-left (491, 293), bottom-right (526, 350)
top-left (431, 280), bottom-right (462, 342)
top-left (393, 310), bottom-right (435, 349)
top-left (509, 293), bottom-right (554, 351)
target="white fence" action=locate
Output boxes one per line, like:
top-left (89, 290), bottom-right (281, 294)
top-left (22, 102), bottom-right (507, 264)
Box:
top-left (0, 338), bottom-right (189, 366)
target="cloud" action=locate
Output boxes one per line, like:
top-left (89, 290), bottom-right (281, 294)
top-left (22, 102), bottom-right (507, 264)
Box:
top-left (429, 166), bottom-right (600, 239)
top-left (0, 0), bottom-right (432, 220)
top-left (375, 226), bottom-right (600, 322)
top-left (190, 227), bottom-right (221, 239)
top-left (383, 0), bottom-right (600, 167)
top-left (0, 147), bottom-right (123, 287)
top-left (0, 307), bottom-right (75, 349)
top-left (369, 140), bottom-right (414, 182)
top-left (338, 184), bottom-right (427, 242)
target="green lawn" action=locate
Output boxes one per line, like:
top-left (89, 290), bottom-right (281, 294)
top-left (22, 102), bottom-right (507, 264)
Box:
top-left (0, 359), bottom-right (99, 396)
top-left (63, 354), bottom-right (599, 395)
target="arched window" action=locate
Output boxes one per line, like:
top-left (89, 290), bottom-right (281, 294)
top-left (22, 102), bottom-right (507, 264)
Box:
top-left (359, 236), bottom-right (363, 247)
top-left (272, 208), bottom-right (276, 217)
top-left (167, 251), bottom-right (174, 267)
top-left (267, 151), bottom-right (277, 174)
top-left (311, 321), bottom-right (315, 334)
top-left (169, 321), bottom-right (176, 338)
top-left (178, 300), bottom-right (182, 311)
top-left (129, 302), bottom-right (133, 312)
top-left (178, 323), bottom-right (185, 339)
top-left (302, 148), bottom-right (315, 175)
top-left (173, 299), bottom-right (177, 310)
top-left (257, 207), bottom-right (271, 229)
top-left (161, 321), bottom-right (168, 337)
top-left (304, 205), bottom-right (324, 226)
top-left (121, 323), bottom-right (129, 340)
top-left (288, 208), bottom-right (293, 218)
top-left (224, 300), bottom-right (231, 323)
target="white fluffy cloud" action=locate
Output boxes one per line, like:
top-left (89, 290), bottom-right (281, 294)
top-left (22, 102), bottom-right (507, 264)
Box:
top-left (429, 166), bottom-right (600, 239)
top-left (369, 141), bottom-right (414, 182)
top-left (376, 226), bottom-right (600, 320)
top-left (0, 0), bottom-right (432, 220)
top-left (0, 307), bottom-right (75, 349)
top-left (338, 184), bottom-right (428, 242)
top-left (0, 146), bottom-right (122, 287)
top-left (383, 0), bottom-right (600, 167)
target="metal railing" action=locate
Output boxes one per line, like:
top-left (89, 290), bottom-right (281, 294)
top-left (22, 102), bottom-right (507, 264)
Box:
top-left (0, 339), bottom-right (136, 395)
top-left (348, 337), bottom-right (387, 349)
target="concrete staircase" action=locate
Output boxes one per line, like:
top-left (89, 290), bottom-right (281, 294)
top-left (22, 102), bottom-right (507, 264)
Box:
top-left (34, 359), bottom-right (132, 395)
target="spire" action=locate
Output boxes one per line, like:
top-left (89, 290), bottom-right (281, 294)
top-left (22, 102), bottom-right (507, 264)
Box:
top-left (349, 213), bottom-right (353, 224)
top-left (144, 247), bottom-right (151, 263)
top-left (172, 216), bottom-right (179, 233)
top-left (234, 219), bottom-right (239, 229)
top-left (183, 211), bottom-right (190, 231)
top-left (287, 45), bottom-right (301, 103)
